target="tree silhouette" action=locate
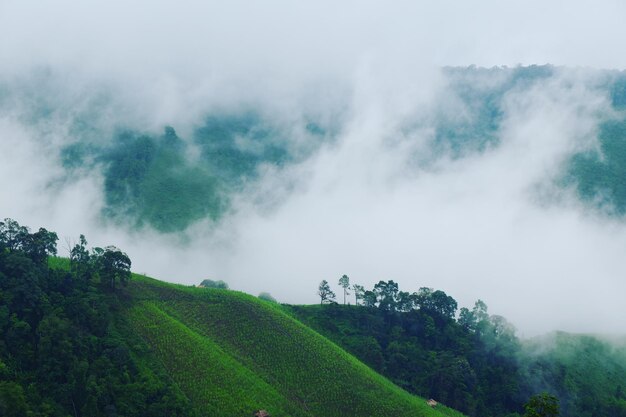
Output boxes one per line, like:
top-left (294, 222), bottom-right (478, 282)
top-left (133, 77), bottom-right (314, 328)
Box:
top-left (318, 280), bottom-right (336, 305)
top-left (338, 275), bottom-right (350, 305)
top-left (352, 284), bottom-right (365, 306)
top-left (93, 246), bottom-right (131, 289)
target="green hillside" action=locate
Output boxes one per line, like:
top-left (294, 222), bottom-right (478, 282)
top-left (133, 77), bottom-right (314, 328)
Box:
top-left (123, 276), bottom-right (465, 417)
top-left (288, 298), bottom-right (626, 417)
top-left (289, 300), bottom-right (524, 417)
top-left (6, 218), bottom-right (626, 417)
top-left (0, 218), bottom-right (465, 417)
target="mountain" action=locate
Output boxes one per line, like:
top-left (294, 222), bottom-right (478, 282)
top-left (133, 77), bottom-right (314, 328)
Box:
top-left (289, 302), bottom-right (626, 417)
top-left (0, 221), bottom-right (464, 417)
top-left (4, 220), bottom-right (626, 417)
top-left (124, 276), bottom-right (464, 417)
top-left (4, 66), bottom-right (626, 233)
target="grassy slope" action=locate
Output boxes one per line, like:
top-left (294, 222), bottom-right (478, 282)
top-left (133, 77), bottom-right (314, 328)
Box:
top-left (122, 275), bottom-right (466, 417)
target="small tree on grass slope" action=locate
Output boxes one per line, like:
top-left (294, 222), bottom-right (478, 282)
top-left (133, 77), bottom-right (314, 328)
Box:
top-left (318, 280), bottom-right (336, 305)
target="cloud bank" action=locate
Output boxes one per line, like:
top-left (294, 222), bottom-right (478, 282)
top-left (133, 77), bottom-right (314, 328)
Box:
top-left (1, 0), bottom-right (626, 336)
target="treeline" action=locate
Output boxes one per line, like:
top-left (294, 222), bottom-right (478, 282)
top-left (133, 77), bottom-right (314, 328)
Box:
top-left (312, 276), bottom-right (522, 416)
top-left (0, 218), bottom-right (193, 417)
top-left (319, 276), bottom-right (459, 317)
top-left (305, 276), bottom-right (626, 417)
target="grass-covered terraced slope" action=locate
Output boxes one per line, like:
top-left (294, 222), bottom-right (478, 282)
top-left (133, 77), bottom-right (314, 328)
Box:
top-left (124, 276), bottom-right (466, 417)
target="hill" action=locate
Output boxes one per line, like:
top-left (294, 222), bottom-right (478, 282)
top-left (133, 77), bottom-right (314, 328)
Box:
top-left (5, 66), bottom-right (624, 233)
top-left (0, 219), bottom-right (465, 417)
top-left (289, 302), bottom-right (626, 417)
top-left (289, 302), bottom-right (523, 417)
top-left (522, 332), bottom-right (626, 417)
top-left (5, 218), bottom-right (626, 417)
top-left (122, 276), bottom-right (465, 417)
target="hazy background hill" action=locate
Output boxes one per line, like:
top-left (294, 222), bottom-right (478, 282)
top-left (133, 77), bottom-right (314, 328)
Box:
top-left (4, 65), bottom-right (626, 335)
top-left (7, 66), bottom-right (625, 233)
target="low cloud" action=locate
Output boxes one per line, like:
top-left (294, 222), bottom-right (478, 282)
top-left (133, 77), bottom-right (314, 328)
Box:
top-left (2, 1), bottom-right (626, 336)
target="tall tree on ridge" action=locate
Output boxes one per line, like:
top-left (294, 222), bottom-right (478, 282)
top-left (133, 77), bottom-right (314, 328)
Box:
top-left (338, 274), bottom-right (350, 305)
top-left (353, 284), bottom-right (365, 306)
top-left (318, 280), bottom-right (336, 305)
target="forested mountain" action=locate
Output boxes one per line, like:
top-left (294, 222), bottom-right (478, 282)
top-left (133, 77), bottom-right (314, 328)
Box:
top-left (2, 219), bottom-right (626, 416)
top-left (0, 219), bottom-right (464, 417)
top-left (0, 219), bottom-right (192, 416)
top-left (291, 299), bottom-right (626, 417)
top-left (4, 66), bottom-right (626, 233)
top-left (3, 0), bottom-right (626, 413)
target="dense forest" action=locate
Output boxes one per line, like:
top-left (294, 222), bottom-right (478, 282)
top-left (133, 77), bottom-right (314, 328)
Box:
top-left (293, 277), bottom-right (626, 417)
top-left (0, 218), bottom-right (466, 417)
top-left (0, 219), bottom-right (193, 416)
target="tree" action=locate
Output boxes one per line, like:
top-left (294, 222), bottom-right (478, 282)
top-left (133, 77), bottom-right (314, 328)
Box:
top-left (472, 299), bottom-right (490, 335)
top-left (414, 287), bottom-right (457, 318)
top-left (0, 218), bottom-right (29, 252)
top-left (396, 291), bottom-right (413, 312)
top-left (70, 234), bottom-right (92, 281)
top-left (353, 284), bottom-right (365, 306)
top-left (373, 280), bottom-right (399, 311)
top-left (362, 290), bottom-right (377, 307)
top-left (458, 307), bottom-right (475, 331)
top-left (258, 292), bottom-right (277, 303)
top-left (338, 274), bottom-right (350, 305)
top-left (523, 393), bottom-right (559, 417)
top-left (199, 279), bottom-right (229, 289)
top-left (318, 280), bottom-right (336, 305)
top-left (93, 246), bottom-right (131, 289)
top-left (0, 219), bottom-right (57, 265)
top-left (430, 290), bottom-right (458, 318)
top-left (0, 381), bottom-right (28, 417)
top-left (473, 299), bottom-right (489, 322)
top-left (22, 228), bottom-right (58, 265)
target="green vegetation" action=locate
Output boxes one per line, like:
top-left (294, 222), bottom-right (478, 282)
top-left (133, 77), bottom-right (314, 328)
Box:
top-left (60, 114), bottom-right (327, 233)
top-left (0, 219), bottom-right (192, 416)
top-left (258, 292), bottom-right (277, 303)
top-left (199, 278), bottom-right (229, 289)
top-left (565, 117), bottom-right (626, 215)
top-left (317, 279), bottom-right (336, 305)
top-left (289, 279), bottom-right (626, 417)
top-left (99, 127), bottom-right (222, 232)
top-left (193, 113), bottom-right (290, 182)
top-left (523, 332), bottom-right (626, 417)
top-left (126, 277), bottom-right (465, 417)
top-left (523, 393), bottom-right (560, 417)
top-left (0, 218), bottom-right (465, 417)
top-left (48, 66), bottom-right (626, 232)
top-left (434, 65), bottom-right (554, 158)
top-left (3, 218), bottom-right (626, 417)
top-left (290, 292), bottom-right (521, 417)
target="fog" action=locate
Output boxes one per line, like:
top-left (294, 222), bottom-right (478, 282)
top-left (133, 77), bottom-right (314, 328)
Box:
top-left (1, 0), bottom-right (626, 336)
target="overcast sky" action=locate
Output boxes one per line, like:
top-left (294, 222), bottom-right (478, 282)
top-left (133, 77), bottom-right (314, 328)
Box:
top-left (1, 0), bottom-right (626, 336)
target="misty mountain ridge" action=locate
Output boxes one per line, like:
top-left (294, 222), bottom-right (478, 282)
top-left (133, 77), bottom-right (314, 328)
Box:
top-left (2, 65), bottom-right (626, 233)
top-left (2, 219), bottom-right (626, 417)
top-left (4, 64), bottom-right (626, 336)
